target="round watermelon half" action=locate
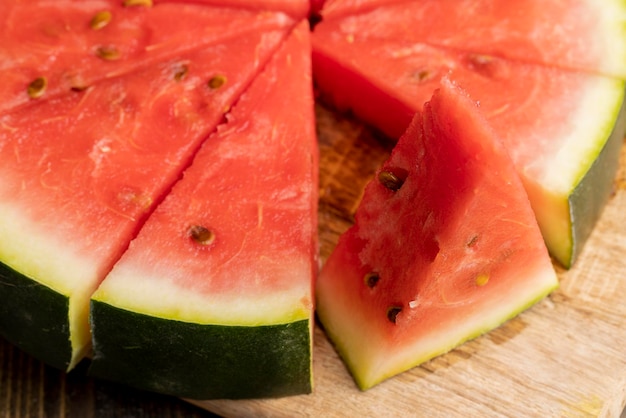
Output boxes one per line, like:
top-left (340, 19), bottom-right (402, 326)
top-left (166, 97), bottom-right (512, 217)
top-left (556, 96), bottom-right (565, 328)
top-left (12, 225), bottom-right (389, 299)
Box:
top-left (0, 26), bottom-right (289, 372)
top-left (89, 21), bottom-right (318, 399)
top-left (316, 78), bottom-right (559, 390)
top-left (311, 15), bottom-right (626, 268)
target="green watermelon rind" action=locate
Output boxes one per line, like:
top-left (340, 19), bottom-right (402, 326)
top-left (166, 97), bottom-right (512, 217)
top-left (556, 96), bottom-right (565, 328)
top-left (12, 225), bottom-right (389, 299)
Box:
top-left (0, 263), bottom-right (72, 370)
top-left (566, 90), bottom-right (626, 266)
top-left (0, 202), bottom-right (114, 371)
top-left (88, 300), bottom-right (313, 399)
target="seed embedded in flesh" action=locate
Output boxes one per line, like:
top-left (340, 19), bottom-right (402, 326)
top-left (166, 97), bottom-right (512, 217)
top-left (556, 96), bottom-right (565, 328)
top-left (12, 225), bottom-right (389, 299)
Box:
top-left (208, 75), bottom-right (227, 90)
top-left (378, 170), bottom-right (405, 191)
top-left (90, 11), bottom-right (112, 30)
top-left (96, 46), bottom-right (121, 61)
top-left (412, 69), bottom-right (433, 82)
top-left (467, 234), bottom-right (479, 248)
top-left (27, 77), bottom-right (47, 99)
top-left (189, 225), bottom-right (215, 245)
top-left (475, 273), bottom-right (490, 287)
top-left (174, 64), bottom-right (189, 82)
top-left (386, 306), bottom-right (402, 324)
top-left (364, 272), bottom-right (380, 288)
top-left (123, 0), bottom-right (153, 6)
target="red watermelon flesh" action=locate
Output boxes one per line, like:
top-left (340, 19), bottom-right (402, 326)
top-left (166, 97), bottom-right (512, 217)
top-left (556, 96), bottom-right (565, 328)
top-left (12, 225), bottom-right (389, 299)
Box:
top-left (316, 0), bottom-right (626, 79)
top-left (152, 0), bottom-right (311, 18)
top-left (89, 21), bottom-right (317, 399)
top-left (316, 78), bottom-right (559, 390)
top-left (312, 14), bottom-right (626, 267)
top-left (0, 26), bottom-right (288, 371)
top-left (316, 0), bottom-right (405, 18)
top-left (0, 0), bottom-right (295, 114)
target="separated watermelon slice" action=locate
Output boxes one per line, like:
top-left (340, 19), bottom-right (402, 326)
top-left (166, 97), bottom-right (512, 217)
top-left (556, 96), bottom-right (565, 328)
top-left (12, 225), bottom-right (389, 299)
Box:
top-left (0, 25), bottom-right (289, 372)
top-left (312, 8), bottom-right (626, 267)
top-left (89, 21), bottom-right (317, 399)
top-left (316, 78), bottom-right (559, 390)
top-left (0, 0), bottom-right (294, 114)
top-left (317, 0), bottom-right (626, 79)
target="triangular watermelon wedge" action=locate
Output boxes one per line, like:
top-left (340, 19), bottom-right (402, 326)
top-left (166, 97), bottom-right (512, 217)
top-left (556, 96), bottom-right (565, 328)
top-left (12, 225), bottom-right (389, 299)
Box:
top-left (88, 21), bottom-right (317, 399)
top-left (0, 0), bottom-right (295, 115)
top-left (312, 15), bottom-right (626, 267)
top-left (316, 78), bottom-right (559, 390)
top-left (0, 25), bottom-right (289, 372)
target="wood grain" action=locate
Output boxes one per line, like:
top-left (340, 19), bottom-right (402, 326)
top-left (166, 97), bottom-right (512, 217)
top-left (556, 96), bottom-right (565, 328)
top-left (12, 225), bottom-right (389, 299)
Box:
top-left (194, 105), bottom-right (626, 418)
top-left (1, 103), bottom-right (625, 418)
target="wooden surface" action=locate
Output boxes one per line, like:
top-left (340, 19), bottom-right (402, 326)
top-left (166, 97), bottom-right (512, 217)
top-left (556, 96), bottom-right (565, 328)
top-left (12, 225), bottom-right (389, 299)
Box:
top-left (1, 103), bottom-right (626, 417)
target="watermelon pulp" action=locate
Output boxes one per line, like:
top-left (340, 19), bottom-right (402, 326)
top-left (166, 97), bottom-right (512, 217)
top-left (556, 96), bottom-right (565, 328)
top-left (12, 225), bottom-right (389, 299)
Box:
top-left (311, 3), bottom-right (626, 267)
top-left (89, 21), bottom-right (318, 399)
top-left (316, 79), bottom-right (559, 390)
top-left (0, 0), bottom-right (294, 115)
top-left (317, 0), bottom-right (626, 78)
top-left (0, 19), bottom-right (293, 371)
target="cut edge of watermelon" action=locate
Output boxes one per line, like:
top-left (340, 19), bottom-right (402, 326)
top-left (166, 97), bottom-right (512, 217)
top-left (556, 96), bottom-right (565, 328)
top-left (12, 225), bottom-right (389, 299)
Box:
top-left (568, 92), bottom-right (626, 265)
top-left (317, 247), bottom-right (558, 390)
top-left (529, 83), bottom-right (626, 267)
top-left (0, 203), bottom-right (109, 369)
top-left (91, 257), bottom-right (314, 326)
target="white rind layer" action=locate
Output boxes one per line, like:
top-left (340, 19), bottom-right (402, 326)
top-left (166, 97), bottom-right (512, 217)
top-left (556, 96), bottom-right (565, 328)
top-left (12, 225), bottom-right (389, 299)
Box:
top-left (92, 253), bottom-right (313, 326)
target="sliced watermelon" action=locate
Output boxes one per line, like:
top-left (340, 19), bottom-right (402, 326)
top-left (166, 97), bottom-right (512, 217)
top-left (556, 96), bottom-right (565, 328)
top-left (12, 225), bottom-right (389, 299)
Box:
top-left (316, 0), bottom-right (626, 79)
top-left (311, 14), bottom-right (626, 267)
top-left (0, 0), bottom-right (294, 114)
top-left (0, 26), bottom-right (289, 371)
top-left (316, 78), bottom-right (559, 390)
top-left (89, 21), bottom-right (317, 399)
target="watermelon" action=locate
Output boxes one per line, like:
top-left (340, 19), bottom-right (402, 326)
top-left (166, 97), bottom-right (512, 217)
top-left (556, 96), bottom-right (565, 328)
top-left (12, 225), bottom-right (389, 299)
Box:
top-left (88, 21), bottom-right (317, 399)
top-left (311, 3), bottom-right (626, 267)
top-left (316, 78), bottom-right (559, 390)
top-left (0, 23), bottom-right (291, 371)
top-left (0, 0), bottom-right (294, 115)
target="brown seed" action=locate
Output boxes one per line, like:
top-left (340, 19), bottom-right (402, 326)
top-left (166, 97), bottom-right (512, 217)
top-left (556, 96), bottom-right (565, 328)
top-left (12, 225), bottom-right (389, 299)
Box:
top-left (387, 306), bottom-right (402, 324)
top-left (27, 77), bottom-right (47, 99)
top-left (90, 11), bottom-right (112, 30)
top-left (412, 69), bottom-right (433, 82)
top-left (123, 0), bottom-right (153, 7)
top-left (208, 75), bottom-right (227, 90)
top-left (188, 225), bottom-right (215, 245)
top-left (467, 234), bottom-right (479, 247)
top-left (364, 272), bottom-right (380, 288)
top-left (96, 46), bottom-right (121, 61)
top-left (378, 170), bottom-right (405, 191)
top-left (174, 64), bottom-right (189, 82)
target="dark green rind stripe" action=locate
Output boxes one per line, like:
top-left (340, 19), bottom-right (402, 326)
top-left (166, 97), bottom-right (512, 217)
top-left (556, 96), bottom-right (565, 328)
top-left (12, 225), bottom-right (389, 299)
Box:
top-left (88, 300), bottom-right (312, 400)
top-left (568, 93), bottom-right (626, 268)
top-left (0, 262), bottom-right (71, 370)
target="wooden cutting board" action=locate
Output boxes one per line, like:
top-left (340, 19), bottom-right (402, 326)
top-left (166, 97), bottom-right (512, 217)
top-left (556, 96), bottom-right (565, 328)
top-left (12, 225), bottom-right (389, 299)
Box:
top-left (193, 104), bottom-right (626, 418)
